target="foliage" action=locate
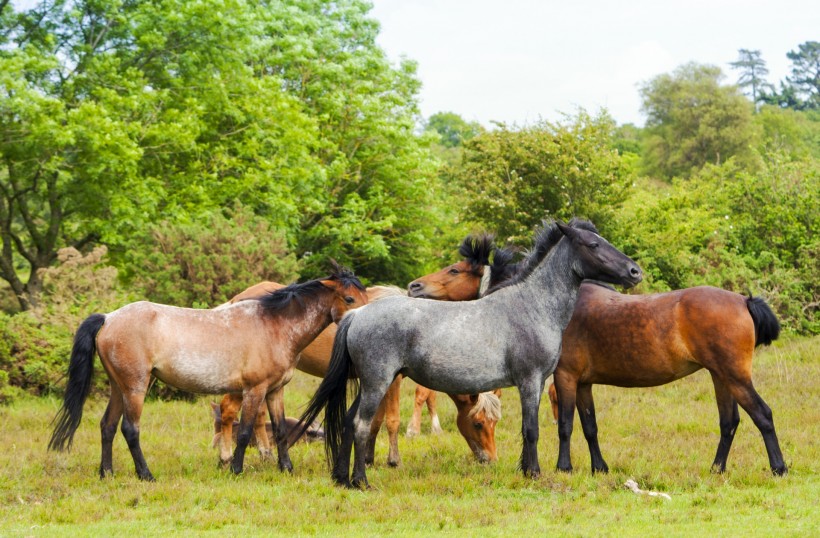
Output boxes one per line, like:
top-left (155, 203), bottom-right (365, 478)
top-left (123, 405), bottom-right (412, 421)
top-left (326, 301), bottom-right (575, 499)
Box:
top-left (613, 150), bottom-right (818, 334)
top-left (640, 62), bottom-right (757, 180)
top-left (0, 0), bottom-right (439, 309)
top-left (455, 111), bottom-right (633, 244)
top-left (129, 205), bottom-right (300, 308)
top-left (425, 111), bottom-right (484, 149)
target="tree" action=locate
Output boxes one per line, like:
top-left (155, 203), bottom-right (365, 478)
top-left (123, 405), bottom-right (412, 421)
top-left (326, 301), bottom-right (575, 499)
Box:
top-left (730, 49), bottom-right (772, 109)
top-left (639, 63), bottom-right (756, 180)
top-left (1, 0), bottom-right (439, 310)
top-left (425, 112), bottom-right (484, 148)
top-left (786, 41), bottom-right (820, 109)
top-left (455, 111), bottom-right (632, 244)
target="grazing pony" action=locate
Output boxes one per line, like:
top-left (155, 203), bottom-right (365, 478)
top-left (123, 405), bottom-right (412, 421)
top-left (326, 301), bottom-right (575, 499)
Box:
top-left (299, 219), bottom-right (642, 488)
top-left (412, 236), bottom-right (788, 475)
top-left (48, 265), bottom-right (367, 480)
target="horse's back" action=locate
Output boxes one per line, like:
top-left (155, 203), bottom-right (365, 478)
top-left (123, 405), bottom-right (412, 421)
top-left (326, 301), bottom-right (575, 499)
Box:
top-left (562, 284), bottom-right (754, 386)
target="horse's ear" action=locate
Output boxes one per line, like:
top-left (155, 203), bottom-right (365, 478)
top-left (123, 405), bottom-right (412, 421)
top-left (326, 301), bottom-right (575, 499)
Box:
top-left (468, 393), bottom-right (479, 405)
top-left (555, 220), bottom-right (577, 239)
top-left (328, 258), bottom-right (342, 275)
top-left (492, 389), bottom-right (502, 398)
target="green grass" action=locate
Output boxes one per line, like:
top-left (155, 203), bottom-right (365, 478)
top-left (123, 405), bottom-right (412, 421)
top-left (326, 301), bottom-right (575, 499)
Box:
top-left (1, 337), bottom-right (818, 536)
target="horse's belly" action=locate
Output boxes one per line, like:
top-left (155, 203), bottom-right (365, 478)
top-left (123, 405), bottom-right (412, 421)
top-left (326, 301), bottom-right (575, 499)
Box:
top-left (153, 350), bottom-right (242, 394)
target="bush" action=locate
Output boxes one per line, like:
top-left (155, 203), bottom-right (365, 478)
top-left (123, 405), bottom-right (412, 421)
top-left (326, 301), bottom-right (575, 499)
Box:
top-left (129, 205), bottom-right (301, 307)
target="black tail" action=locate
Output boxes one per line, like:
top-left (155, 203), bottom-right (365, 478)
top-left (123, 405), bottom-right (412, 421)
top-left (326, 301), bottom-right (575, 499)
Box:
top-left (746, 296), bottom-right (780, 347)
top-left (48, 313), bottom-right (106, 451)
top-left (297, 313), bottom-right (358, 468)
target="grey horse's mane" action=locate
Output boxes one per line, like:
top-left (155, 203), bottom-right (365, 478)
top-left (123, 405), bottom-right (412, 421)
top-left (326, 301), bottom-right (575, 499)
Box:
top-left (486, 218), bottom-right (598, 294)
top-left (468, 392), bottom-right (502, 422)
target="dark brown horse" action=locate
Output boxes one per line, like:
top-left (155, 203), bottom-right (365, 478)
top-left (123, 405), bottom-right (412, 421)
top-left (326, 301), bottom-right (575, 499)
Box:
top-left (48, 265), bottom-right (368, 480)
top-left (409, 239), bottom-right (787, 476)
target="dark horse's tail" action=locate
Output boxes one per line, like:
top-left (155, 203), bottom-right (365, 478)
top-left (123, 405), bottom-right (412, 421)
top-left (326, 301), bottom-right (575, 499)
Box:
top-left (48, 313), bottom-right (106, 451)
top-left (746, 296), bottom-right (780, 347)
top-left (297, 313), bottom-right (359, 468)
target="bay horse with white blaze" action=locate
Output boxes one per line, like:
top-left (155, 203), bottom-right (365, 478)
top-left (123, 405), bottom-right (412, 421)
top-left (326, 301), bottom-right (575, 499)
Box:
top-left (299, 219), bottom-right (642, 488)
top-left (48, 264), bottom-right (367, 480)
top-left (411, 235), bottom-right (788, 475)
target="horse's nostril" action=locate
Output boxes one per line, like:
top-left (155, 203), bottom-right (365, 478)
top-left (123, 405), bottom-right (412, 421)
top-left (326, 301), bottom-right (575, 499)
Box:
top-left (408, 282), bottom-right (421, 291)
top-left (630, 266), bottom-right (641, 276)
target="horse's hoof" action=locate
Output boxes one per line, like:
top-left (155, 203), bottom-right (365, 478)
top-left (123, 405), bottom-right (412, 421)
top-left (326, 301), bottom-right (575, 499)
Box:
top-left (332, 474), bottom-right (351, 488)
top-left (351, 478), bottom-right (371, 490)
top-left (556, 465), bottom-right (572, 474)
top-left (387, 459), bottom-right (400, 468)
top-left (279, 461), bottom-right (294, 473)
top-left (773, 465), bottom-right (788, 476)
top-left (523, 468), bottom-right (541, 479)
top-left (591, 465), bottom-right (609, 475)
top-left (138, 472), bottom-right (156, 482)
top-left (218, 459), bottom-right (231, 470)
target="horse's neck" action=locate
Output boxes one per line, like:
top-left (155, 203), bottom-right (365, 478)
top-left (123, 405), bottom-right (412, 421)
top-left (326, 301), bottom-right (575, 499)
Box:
top-left (278, 296), bottom-right (334, 354)
top-left (515, 239), bottom-right (582, 330)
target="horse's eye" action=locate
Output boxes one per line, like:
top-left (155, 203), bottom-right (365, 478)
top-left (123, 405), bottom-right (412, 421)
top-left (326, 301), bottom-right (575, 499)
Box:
top-left (344, 296), bottom-right (355, 305)
top-left (588, 242), bottom-right (599, 249)
top-left (473, 422), bottom-right (483, 430)
top-left (448, 268), bottom-right (460, 275)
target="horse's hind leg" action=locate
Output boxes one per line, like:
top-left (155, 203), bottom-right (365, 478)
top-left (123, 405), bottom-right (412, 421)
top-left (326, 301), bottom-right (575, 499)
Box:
top-left (352, 386), bottom-right (392, 489)
top-left (333, 395), bottom-right (360, 487)
top-left (365, 396), bottom-right (385, 466)
top-left (575, 383), bottom-right (608, 474)
top-left (265, 387), bottom-right (293, 473)
top-left (99, 382), bottom-right (124, 478)
top-left (709, 372), bottom-right (740, 473)
top-left (725, 379), bottom-right (787, 475)
top-left (120, 385), bottom-right (154, 481)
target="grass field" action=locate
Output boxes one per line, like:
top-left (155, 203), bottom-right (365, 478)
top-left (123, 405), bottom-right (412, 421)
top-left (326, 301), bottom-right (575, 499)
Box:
top-left (1, 336), bottom-right (818, 536)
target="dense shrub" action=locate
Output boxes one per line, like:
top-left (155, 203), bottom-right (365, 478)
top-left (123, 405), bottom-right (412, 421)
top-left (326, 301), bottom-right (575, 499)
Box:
top-left (129, 205), bottom-right (300, 307)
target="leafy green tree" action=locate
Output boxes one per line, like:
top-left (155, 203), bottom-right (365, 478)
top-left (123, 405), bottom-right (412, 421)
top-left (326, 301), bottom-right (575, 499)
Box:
top-left (730, 49), bottom-right (772, 109)
top-left (786, 41), bottom-right (820, 109)
top-left (640, 63), bottom-right (756, 180)
top-left (1, 0), bottom-right (439, 309)
top-left (455, 111), bottom-right (632, 244)
top-left (425, 112), bottom-right (484, 148)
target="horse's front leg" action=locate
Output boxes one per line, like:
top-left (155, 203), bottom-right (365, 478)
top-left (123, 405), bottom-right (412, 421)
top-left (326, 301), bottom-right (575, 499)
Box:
top-left (517, 377), bottom-right (545, 478)
top-left (266, 387), bottom-right (293, 473)
top-left (383, 376), bottom-right (403, 467)
top-left (231, 386), bottom-right (266, 475)
top-left (709, 372), bottom-right (740, 473)
top-left (99, 382), bottom-right (124, 478)
top-left (575, 383), bottom-right (608, 473)
top-left (426, 389), bottom-right (442, 434)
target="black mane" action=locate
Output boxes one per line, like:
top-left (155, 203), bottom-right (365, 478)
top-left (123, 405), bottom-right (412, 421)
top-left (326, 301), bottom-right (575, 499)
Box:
top-left (458, 233), bottom-right (496, 273)
top-left (486, 218), bottom-right (597, 293)
top-left (259, 265), bottom-right (364, 315)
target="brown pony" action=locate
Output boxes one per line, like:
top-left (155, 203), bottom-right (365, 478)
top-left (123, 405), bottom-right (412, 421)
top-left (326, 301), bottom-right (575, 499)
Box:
top-left (48, 265), bottom-right (368, 480)
top-left (410, 240), bottom-right (788, 476)
top-left (212, 284), bottom-right (406, 466)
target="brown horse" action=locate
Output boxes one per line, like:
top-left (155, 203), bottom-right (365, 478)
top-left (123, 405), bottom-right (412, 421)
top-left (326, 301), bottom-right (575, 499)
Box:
top-left (212, 284), bottom-right (407, 466)
top-left (410, 240), bottom-right (788, 476)
top-left (48, 265), bottom-right (368, 480)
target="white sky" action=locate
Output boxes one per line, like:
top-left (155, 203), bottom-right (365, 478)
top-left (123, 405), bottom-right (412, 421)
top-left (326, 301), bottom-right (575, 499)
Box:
top-left (369, 0), bottom-right (819, 127)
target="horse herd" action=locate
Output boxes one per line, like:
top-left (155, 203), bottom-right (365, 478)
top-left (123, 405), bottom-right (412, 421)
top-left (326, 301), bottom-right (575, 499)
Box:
top-left (48, 218), bottom-right (787, 488)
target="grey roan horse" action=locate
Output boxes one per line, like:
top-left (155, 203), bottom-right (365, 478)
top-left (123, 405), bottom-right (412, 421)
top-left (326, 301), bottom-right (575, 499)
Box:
top-left (299, 219), bottom-right (643, 488)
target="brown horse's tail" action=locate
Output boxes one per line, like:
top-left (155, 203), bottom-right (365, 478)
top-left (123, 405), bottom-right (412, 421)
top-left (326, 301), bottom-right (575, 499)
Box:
top-left (48, 313), bottom-right (106, 452)
top-left (746, 296), bottom-right (780, 347)
top-left (297, 312), bottom-right (358, 469)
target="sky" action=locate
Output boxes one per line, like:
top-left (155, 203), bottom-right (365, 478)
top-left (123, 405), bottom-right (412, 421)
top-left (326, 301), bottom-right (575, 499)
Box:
top-left (369, 0), bottom-right (819, 127)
